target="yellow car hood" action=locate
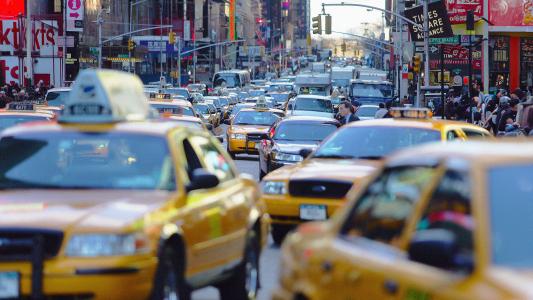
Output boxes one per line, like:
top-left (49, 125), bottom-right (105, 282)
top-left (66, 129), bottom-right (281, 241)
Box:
top-left (0, 190), bottom-right (173, 232)
top-left (267, 158), bottom-right (381, 182)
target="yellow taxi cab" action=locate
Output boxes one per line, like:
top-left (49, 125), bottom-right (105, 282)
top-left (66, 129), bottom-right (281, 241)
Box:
top-left (0, 69), bottom-right (269, 300)
top-left (0, 102), bottom-right (55, 131)
top-left (261, 108), bottom-right (491, 244)
top-left (226, 98), bottom-right (285, 159)
top-left (275, 139), bottom-right (533, 300)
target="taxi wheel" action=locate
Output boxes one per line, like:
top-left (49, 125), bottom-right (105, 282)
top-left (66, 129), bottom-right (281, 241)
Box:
top-left (219, 233), bottom-right (260, 300)
top-left (151, 246), bottom-right (190, 300)
top-left (227, 147), bottom-right (236, 159)
top-left (271, 225), bottom-right (291, 246)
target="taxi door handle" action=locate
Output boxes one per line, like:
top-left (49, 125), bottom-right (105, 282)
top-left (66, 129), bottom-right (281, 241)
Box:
top-left (383, 279), bottom-right (398, 295)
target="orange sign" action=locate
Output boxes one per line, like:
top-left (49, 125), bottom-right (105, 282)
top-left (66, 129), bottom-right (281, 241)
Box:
top-left (229, 0), bottom-right (236, 40)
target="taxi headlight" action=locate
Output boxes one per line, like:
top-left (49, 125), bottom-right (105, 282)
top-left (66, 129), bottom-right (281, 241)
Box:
top-left (273, 152), bottom-right (303, 162)
top-left (261, 181), bottom-right (287, 195)
top-left (231, 133), bottom-right (247, 140)
top-left (65, 233), bottom-right (150, 257)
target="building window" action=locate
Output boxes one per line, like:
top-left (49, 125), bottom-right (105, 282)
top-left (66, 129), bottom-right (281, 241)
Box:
top-left (521, 38), bottom-right (533, 91)
top-left (489, 36), bottom-right (510, 93)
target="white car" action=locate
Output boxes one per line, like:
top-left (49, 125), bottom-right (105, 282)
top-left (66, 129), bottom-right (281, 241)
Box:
top-left (287, 95), bottom-right (334, 119)
top-left (356, 104), bottom-right (380, 120)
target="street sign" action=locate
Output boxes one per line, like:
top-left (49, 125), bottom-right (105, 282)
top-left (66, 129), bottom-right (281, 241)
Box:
top-left (415, 46), bottom-right (425, 53)
top-left (66, 0), bottom-right (84, 32)
top-left (430, 36), bottom-right (460, 45)
top-left (404, 0), bottom-right (454, 42)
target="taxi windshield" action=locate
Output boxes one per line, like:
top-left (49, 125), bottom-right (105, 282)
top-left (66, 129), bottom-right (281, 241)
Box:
top-left (219, 98), bottom-right (229, 106)
top-left (489, 164), bottom-right (533, 268)
top-left (313, 126), bottom-right (440, 159)
top-left (294, 98), bottom-right (333, 113)
top-left (274, 123), bottom-right (337, 141)
top-left (234, 111), bottom-right (279, 126)
top-left (352, 83), bottom-right (393, 98)
top-left (357, 106), bottom-right (379, 118)
top-left (45, 91), bottom-right (69, 107)
top-left (161, 88), bottom-right (189, 99)
top-left (150, 103), bottom-right (194, 116)
top-left (0, 132), bottom-right (175, 190)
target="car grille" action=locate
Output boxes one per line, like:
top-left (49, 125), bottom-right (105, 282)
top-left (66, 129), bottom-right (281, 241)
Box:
top-left (289, 179), bottom-right (353, 199)
top-left (0, 228), bottom-right (64, 261)
top-left (247, 133), bottom-right (264, 142)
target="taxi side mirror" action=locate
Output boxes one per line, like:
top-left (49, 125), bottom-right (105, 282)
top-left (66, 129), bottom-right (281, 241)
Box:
top-left (206, 123), bottom-right (214, 131)
top-left (187, 169), bottom-right (220, 192)
top-left (223, 119), bottom-right (231, 125)
top-left (408, 229), bottom-right (472, 272)
top-left (299, 148), bottom-right (313, 159)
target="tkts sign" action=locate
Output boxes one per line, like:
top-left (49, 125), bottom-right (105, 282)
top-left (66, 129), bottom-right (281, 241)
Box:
top-left (0, 19), bottom-right (58, 53)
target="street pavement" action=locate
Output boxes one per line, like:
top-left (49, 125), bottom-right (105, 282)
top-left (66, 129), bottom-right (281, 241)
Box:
top-left (193, 125), bottom-right (281, 300)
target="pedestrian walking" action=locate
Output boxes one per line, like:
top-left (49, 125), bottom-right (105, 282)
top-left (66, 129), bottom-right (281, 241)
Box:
top-left (338, 101), bottom-right (359, 125)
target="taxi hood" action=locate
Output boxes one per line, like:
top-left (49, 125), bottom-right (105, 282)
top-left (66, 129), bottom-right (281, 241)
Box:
top-left (275, 140), bottom-right (321, 154)
top-left (0, 190), bottom-right (173, 232)
top-left (231, 125), bottom-right (270, 134)
top-left (266, 158), bottom-right (380, 182)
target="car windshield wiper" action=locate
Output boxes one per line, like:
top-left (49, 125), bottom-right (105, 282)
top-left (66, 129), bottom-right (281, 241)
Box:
top-left (355, 156), bottom-right (383, 160)
top-left (313, 154), bottom-right (355, 159)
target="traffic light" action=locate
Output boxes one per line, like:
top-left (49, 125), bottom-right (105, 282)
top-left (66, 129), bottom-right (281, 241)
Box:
top-left (325, 15), bottom-right (332, 35)
top-left (127, 39), bottom-right (136, 51)
top-left (312, 15), bottom-right (322, 34)
top-left (466, 10), bottom-right (475, 31)
top-left (168, 31), bottom-right (176, 44)
top-left (412, 55), bottom-right (421, 73)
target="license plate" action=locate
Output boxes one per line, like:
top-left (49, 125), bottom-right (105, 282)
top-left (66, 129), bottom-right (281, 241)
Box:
top-left (0, 272), bottom-right (19, 299)
top-left (300, 205), bottom-right (327, 221)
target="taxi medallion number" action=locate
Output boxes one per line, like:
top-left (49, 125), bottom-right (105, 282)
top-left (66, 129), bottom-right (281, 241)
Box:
top-left (0, 272), bottom-right (19, 299)
top-left (300, 204), bottom-right (327, 221)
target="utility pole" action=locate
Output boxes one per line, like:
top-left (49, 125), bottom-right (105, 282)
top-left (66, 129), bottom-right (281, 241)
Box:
top-left (25, 0), bottom-right (32, 87)
top-left (422, 0), bottom-right (430, 87)
top-left (97, 8), bottom-right (104, 68)
top-left (159, 0), bottom-right (163, 81)
top-left (178, 37), bottom-right (181, 87)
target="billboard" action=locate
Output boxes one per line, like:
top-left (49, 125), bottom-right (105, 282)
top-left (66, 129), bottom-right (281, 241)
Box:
top-left (0, 19), bottom-right (62, 85)
top-left (445, 0), bottom-right (483, 24)
top-left (0, 0), bottom-right (24, 19)
top-left (489, 0), bottom-right (533, 26)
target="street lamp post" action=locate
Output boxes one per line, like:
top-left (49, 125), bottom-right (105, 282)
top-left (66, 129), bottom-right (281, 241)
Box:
top-left (129, 0), bottom-right (150, 74)
top-left (97, 7), bottom-right (107, 68)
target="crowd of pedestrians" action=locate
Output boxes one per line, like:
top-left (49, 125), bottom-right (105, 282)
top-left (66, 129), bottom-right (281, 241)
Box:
top-left (0, 80), bottom-right (52, 108)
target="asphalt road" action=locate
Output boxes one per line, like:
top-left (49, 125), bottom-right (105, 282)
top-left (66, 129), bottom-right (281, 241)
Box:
top-left (193, 125), bottom-right (281, 300)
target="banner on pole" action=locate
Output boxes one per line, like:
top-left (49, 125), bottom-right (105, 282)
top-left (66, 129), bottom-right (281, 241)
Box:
top-left (66, 0), bottom-right (84, 32)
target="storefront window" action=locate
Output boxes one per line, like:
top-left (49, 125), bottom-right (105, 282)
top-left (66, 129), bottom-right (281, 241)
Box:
top-left (521, 38), bottom-right (533, 92)
top-left (489, 36), bottom-right (510, 93)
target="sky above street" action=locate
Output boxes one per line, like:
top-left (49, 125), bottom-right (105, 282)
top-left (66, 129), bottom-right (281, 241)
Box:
top-left (310, 0), bottom-right (386, 37)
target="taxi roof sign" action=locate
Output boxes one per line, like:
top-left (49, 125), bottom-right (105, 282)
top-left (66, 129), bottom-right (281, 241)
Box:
top-left (60, 69), bottom-right (150, 123)
top-left (6, 102), bottom-right (35, 111)
top-left (255, 96), bottom-right (268, 109)
top-left (390, 107), bottom-right (431, 119)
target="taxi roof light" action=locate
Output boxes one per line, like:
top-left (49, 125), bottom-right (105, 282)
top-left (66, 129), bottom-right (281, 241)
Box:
top-left (390, 108), bottom-right (431, 119)
top-left (60, 69), bottom-right (151, 123)
top-left (6, 102), bottom-right (36, 112)
top-left (255, 96), bottom-right (268, 109)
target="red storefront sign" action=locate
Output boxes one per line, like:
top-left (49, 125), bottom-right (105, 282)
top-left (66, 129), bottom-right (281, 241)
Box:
top-left (0, 0), bottom-right (24, 19)
top-left (489, 0), bottom-right (533, 26)
top-left (446, 0), bottom-right (483, 24)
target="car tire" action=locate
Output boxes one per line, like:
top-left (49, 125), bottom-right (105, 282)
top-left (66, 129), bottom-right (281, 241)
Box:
top-left (271, 225), bottom-right (291, 246)
top-left (151, 246), bottom-right (190, 300)
top-left (218, 232), bottom-right (260, 300)
top-left (227, 145), bottom-right (236, 159)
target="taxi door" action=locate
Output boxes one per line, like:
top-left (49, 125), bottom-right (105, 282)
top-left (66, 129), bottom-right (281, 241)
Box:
top-left (308, 164), bottom-right (442, 300)
top-left (375, 167), bottom-right (477, 300)
top-left (188, 135), bottom-right (251, 264)
top-left (173, 134), bottom-right (231, 275)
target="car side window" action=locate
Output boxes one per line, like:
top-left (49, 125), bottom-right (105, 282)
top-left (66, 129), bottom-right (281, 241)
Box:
top-left (190, 136), bottom-right (235, 182)
top-left (462, 129), bottom-right (487, 138)
top-left (341, 166), bottom-right (438, 244)
top-left (416, 169), bottom-right (473, 258)
top-left (182, 138), bottom-right (203, 179)
top-left (446, 130), bottom-right (460, 141)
